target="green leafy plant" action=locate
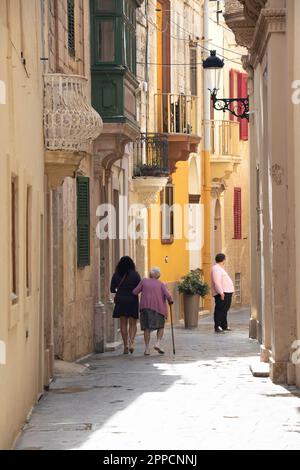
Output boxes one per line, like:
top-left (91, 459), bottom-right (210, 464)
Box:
top-left (134, 164), bottom-right (170, 177)
top-left (178, 269), bottom-right (209, 297)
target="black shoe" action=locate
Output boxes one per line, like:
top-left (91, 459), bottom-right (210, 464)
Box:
top-left (214, 327), bottom-right (225, 333)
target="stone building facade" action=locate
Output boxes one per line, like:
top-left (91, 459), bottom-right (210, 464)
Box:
top-left (43, 0), bottom-right (103, 377)
top-left (207, 2), bottom-right (251, 307)
top-left (0, 0), bottom-right (103, 449)
top-left (224, 0), bottom-right (300, 386)
top-left (0, 0), bottom-right (45, 450)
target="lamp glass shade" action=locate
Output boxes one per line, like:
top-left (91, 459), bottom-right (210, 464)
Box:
top-left (203, 50), bottom-right (224, 90)
top-left (207, 68), bottom-right (222, 91)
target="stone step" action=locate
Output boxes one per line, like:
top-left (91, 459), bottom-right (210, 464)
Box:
top-left (250, 360), bottom-right (270, 378)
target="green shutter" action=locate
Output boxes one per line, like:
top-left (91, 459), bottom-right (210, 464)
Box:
top-left (77, 177), bottom-right (90, 267)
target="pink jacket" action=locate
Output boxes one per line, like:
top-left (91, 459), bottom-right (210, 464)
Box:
top-left (211, 264), bottom-right (234, 296)
top-left (133, 278), bottom-right (173, 317)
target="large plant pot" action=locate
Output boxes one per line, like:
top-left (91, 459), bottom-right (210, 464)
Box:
top-left (183, 294), bottom-right (200, 328)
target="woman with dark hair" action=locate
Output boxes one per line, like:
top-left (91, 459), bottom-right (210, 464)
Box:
top-left (110, 256), bottom-right (141, 354)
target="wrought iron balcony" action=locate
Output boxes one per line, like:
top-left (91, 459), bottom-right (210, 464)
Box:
top-left (133, 133), bottom-right (170, 178)
top-left (210, 120), bottom-right (240, 158)
top-left (44, 74), bottom-right (103, 153)
top-left (132, 133), bottom-right (169, 206)
top-left (154, 93), bottom-right (198, 135)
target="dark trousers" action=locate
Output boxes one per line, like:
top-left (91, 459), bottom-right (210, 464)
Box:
top-left (214, 293), bottom-right (233, 330)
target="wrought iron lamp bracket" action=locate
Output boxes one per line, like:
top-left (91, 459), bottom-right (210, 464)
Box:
top-left (210, 88), bottom-right (249, 121)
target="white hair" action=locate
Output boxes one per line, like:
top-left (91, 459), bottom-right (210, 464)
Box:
top-left (149, 267), bottom-right (161, 279)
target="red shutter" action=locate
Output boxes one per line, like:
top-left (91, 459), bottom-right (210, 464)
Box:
top-left (234, 187), bottom-right (242, 239)
top-left (238, 73), bottom-right (249, 140)
top-left (229, 69), bottom-right (235, 121)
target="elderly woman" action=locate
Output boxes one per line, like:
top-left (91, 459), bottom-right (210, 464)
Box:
top-left (133, 267), bottom-right (173, 355)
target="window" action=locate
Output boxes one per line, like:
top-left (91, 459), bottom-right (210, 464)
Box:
top-left (234, 187), bottom-right (242, 239)
top-left (68, 0), bottom-right (75, 57)
top-left (235, 273), bottom-right (241, 303)
top-left (11, 177), bottom-right (18, 303)
top-left (96, 19), bottom-right (115, 62)
top-left (124, 2), bottom-right (137, 73)
top-left (26, 186), bottom-right (32, 296)
top-left (91, 0), bottom-right (137, 72)
top-left (95, 0), bottom-right (116, 11)
top-left (77, 177), bottom-right (90, 268)
top-left (161, 184), bottom-right (174, 243)
top-left (229, 69), bottom-right (248, 140)
top-left (190, 47), bottom-right (197, 96)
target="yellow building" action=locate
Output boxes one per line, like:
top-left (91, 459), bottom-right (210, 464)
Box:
top-left (0, 0), bottom-right (103, 449)
top-left (0, 0), bottom-right (45, 449)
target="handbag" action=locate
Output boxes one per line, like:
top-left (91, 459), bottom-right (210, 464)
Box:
top-left (114, 273), bottom-right (127, 304)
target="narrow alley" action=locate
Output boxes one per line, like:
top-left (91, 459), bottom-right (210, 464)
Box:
top-left (16, 310), bottom-right (300, 451)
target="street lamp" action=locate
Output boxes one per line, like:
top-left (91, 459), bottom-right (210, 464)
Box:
top-left (203, 50), bottom-right (249, 120)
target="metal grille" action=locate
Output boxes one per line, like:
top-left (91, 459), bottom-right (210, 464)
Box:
top-left (133, 133), bottom-right (169, 177)
top-left (235, 273), bottom-right (241, 304)
top-left (68, 0), bottom-right (75, 57)
top-left (77, 177), bottom-right (90, 268)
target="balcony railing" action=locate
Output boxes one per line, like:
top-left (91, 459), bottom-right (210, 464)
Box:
top-left (133, 133), bottom-right (170, 177)
top-left (210, 120), bottom-right (240, 157)
top-left (44, 74), bottom-right (103, 153)
top-left (154, 93), bottom-right (198, 135)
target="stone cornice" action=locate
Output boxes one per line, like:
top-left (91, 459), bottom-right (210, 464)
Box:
top-left (250, 8), bottom-right (286, 67)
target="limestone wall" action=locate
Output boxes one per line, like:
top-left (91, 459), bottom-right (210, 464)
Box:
top-left (0, 0), bottom-right (45, 449)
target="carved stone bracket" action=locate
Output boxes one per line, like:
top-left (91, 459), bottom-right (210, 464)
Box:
top-left (168, 136), bottom-right (200, 173)
top-left (131, 176), bottom-right (169, 208)
top-left (240, 0), bottom-right (268, 24)
top-left (224, 1), bottom-right (286, 63)
top-left (93, 122), bottom-right (140, 177)
top-left (224, 0), bottom-right (255, 48)
top-left (211, 178), bottom-right (228, 199)
top-left (45, 150), bottom-right (86, 190)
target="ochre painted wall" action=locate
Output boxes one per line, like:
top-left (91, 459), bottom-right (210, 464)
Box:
top-left (0, 0), bottom-right (45, 449)
top-left (148, 161), bottom-right (190, 284)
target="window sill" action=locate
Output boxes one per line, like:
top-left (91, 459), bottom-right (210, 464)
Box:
top-left (161, 237), bottom-right (174, 245)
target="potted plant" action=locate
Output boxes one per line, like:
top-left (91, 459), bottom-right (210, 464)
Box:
top-left (178, 269), bottom-right (209, 328)
top-left (134, 164), bottom-right (170, 178)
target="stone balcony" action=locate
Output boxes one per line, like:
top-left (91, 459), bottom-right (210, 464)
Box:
top-left (210, 120), bottom-right (242, 180)
top-left (44, 73), bottom-right (103, 188)
top-left (131, 133), bottom-right (170, 207)
top-left (154, 93), bottom-right (201, 173)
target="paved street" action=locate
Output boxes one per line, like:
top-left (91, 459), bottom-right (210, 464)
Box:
top-left (16, 309), bottom-right (300, 450)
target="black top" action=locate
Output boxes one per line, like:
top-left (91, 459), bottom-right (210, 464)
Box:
top-left (110, 270), bottom-right (141, 318)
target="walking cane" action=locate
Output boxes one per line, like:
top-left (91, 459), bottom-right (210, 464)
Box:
top-left (169, 302), bottom-right (176, 355)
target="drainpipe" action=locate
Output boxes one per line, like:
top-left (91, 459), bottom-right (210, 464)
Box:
top-left (202, 0), bottom-right (212, 310)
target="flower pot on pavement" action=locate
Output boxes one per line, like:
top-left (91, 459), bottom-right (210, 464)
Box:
top-left (178, 269), bottom-right (209, 329)
top-left (183, 294), bottom-right (200, 328)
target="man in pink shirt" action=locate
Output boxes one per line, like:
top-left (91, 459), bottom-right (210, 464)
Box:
top-left (211, 253), bottom-right (234, 333)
